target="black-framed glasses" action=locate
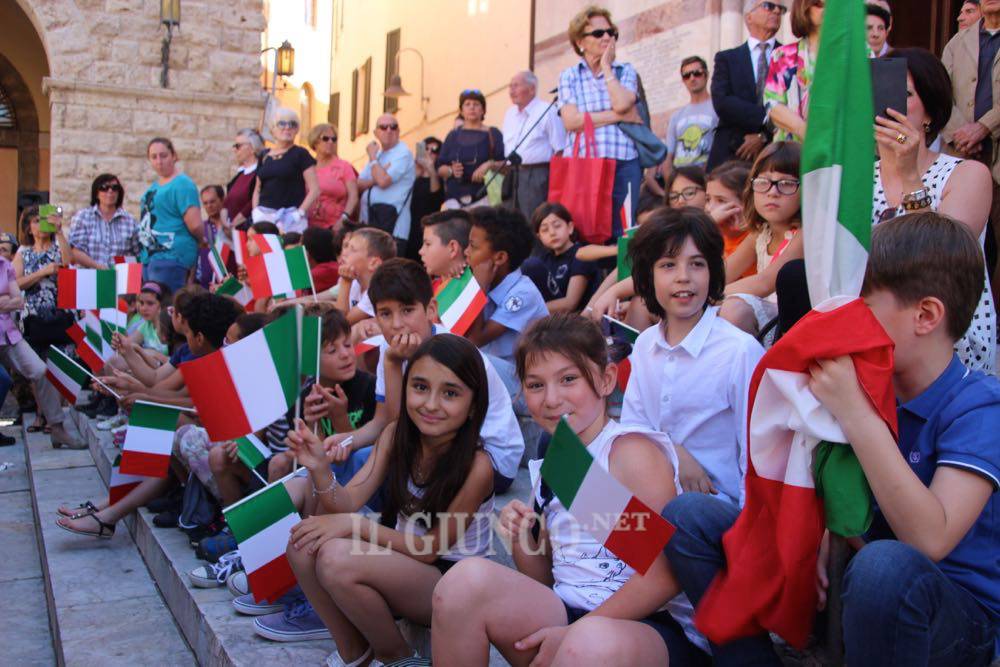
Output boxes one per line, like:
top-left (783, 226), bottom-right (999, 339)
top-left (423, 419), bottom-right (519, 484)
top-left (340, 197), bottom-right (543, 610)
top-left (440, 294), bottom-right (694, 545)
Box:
top-left (319, 135), bottom-right (338, 142)
top-left (667, 186), bottom-right (705, 203)
top-left (276, 120), bottom-right (299, 129)
top-left (584, 28), bottom-right (619, 39)
top-left (759, 1), bottom-right (788, 14)
top-left (377, 123), bottom-right (399, 131)
top-left (681, 69), bottom-right (706, 80)
top-left (98, 183), bottom-right (122, 193)
top-left (751, 177), bottom-right (800, 195)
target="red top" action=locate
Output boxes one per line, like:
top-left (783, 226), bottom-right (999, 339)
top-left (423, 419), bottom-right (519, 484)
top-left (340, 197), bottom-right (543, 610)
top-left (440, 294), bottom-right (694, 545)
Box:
top-left (311, 261), bottom-right (340, 293)
top-left (309, 159), bottom-right (357, 229)
top-left (224, 169), bottom-right (256, 223)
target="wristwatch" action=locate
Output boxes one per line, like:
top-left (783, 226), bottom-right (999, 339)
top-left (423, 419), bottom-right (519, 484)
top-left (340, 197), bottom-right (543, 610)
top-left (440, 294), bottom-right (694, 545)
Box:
top-left (901, 187), bottom-right (931, 211)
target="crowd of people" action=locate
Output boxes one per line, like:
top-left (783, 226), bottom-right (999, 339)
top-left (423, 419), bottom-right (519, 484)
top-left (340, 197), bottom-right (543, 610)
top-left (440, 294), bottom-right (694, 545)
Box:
top-left (8, 0), bottom-right (999, 665)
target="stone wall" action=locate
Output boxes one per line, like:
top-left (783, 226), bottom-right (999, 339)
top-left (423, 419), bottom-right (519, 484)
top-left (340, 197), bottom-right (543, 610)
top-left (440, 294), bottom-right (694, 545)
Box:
top-left (18, 0), bottom-right (265, 215)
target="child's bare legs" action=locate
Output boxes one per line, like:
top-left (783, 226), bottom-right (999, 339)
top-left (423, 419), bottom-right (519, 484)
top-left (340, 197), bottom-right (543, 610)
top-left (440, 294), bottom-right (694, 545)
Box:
top-left (552, 616), bottom-right (670, 667)
top-left (719, 297), bottom-right (759, 336)
top-left (432, 557), bottom-right (567, 667)
top-left (57, 477), bottom-right (172, 533)
top-left (285, 475), bottom-right (319, 516)
top-left (208, 445), bottom-right (250, 506)
top-left (268, 451), bottom-right (293, 481)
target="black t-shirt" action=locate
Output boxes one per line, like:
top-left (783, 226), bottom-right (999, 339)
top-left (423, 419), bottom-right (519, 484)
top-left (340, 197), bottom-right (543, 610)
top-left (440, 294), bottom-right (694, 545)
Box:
top-left (296, 370), bottom-right (377, 437)
top-left (521, 243), bottom-right (598, 306)
top-left (257, 145), bottom-right (316, 209)
top-left (436, 127), bottom-right (504, 201)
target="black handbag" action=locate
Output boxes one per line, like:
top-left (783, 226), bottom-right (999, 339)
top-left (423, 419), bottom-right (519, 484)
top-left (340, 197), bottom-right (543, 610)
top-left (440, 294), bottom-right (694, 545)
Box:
top-left (365, 187), bottom-right (413, 237)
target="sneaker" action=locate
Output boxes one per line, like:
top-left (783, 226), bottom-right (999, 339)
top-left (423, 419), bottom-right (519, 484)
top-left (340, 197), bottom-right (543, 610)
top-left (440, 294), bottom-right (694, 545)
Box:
top-left (188, 551), bottom-right (243, 588)
top-left (253, 598), bottom-right (331, 642)
top-left (325, 647), bottom-right (372, 667)
top-left (232, 585), bottom-right (303, 616)
top-left (197, 527), bottom-right (237, 563)
top-left (226, 570), bottom-right (249, 597)
top-left (96, 413), bottom-right (126, 431)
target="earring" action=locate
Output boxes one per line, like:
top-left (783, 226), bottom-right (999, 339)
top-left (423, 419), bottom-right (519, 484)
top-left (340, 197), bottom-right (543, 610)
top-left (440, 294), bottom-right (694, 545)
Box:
top-left (923, 121), bottom-right (931, 133)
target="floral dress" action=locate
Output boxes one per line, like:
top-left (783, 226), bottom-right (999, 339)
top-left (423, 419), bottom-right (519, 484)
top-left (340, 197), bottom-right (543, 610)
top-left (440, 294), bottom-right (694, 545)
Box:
top-left (763, 40), bottom-right (815, 142)
top-left (21, 244), bottom-right (62, 318)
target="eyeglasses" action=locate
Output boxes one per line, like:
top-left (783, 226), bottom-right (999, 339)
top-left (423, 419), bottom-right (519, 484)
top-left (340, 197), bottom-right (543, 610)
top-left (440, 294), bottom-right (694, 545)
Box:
top-left (758, 1), bottom-right (788, 14)
top-left (667, 186), bottom-right (705, 203)
top-left (681, 69), bottom-right (706, 80)
top-left (276, 120), bottom-right (299, 129)
top-left (232, 142), bottom-right (250, 150)
top-left (98, 183), bottom-right (122, 193)
top-left (319, 135), bottom-right (338, 142)
top-left (583, 28), bottom-right (619, 39)
top-left (462, 89), bottom-right (482, 96)
top-left (377, 123), bottom-right (399, 131)
top-left (751, 177), bottom-right (800, 195)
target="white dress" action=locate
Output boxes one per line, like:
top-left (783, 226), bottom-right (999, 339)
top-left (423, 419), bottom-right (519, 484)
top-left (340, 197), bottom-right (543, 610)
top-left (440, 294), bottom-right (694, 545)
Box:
top-left (730, 226), bottom-right (798, 345)
top-left (873, 154), bottom-right (996, 373)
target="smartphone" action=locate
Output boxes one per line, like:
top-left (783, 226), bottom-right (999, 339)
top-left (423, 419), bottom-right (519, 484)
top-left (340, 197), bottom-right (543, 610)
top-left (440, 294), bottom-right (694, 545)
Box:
top-left (871, 57), bottom-right (907, 118)
top-left (38, 204), bottom-right (63, 233)
top-left (415, 140), bottom-right (426, 162)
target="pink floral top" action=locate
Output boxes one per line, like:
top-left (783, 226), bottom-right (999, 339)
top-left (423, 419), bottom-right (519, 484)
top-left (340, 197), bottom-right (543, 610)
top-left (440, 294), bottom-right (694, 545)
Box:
top-left (763, 40), bottom-right (815, 142)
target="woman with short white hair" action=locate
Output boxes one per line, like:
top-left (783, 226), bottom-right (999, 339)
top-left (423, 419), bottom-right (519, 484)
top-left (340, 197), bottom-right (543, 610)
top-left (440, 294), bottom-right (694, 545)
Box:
top-left (252, 108), bottom-right (319, 233)
top-left (225, 128), bottom-right (263, 229)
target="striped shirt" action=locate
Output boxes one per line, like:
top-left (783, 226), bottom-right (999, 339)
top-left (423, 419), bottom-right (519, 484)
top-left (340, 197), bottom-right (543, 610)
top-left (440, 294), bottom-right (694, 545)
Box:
top-left (557, 60), bottom-right (639, 161)
top-left (69, 205), bottom-right (141, 268)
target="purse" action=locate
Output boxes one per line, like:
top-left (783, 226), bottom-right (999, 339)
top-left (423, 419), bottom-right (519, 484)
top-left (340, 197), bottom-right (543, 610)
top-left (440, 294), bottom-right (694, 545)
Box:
top-left (547, 113), bottom-right (616, 244)
top-left (616, 67), bottom-right (667, 169)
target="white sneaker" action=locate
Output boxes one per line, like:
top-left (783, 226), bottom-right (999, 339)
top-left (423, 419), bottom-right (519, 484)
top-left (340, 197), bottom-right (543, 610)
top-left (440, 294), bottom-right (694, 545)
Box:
top-left (96, 413), bottom-right (127, 431)
top-left (325, 647), bottom-right (371, 667)
top-left (188, 551), bottom-right (242, 588)
top-left (226, 569), bottom-right (249, 597)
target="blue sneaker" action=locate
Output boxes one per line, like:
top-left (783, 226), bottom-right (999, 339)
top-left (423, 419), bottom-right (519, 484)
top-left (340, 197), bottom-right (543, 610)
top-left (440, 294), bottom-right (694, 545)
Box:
top-left (232, 585), bottom-right (303, 616)
top-left (253, 597), bottom-right (331, 642)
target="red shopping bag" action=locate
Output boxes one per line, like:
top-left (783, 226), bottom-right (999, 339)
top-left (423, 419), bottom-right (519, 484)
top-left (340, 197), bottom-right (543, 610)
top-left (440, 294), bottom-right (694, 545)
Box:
top-left (548, 113), bottom-right (616, 244)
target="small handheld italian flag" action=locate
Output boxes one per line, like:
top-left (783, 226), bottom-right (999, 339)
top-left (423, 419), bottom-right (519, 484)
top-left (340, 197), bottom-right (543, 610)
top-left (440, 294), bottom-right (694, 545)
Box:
top-left (298, 311), bottom-right (321, 381)
top-left (119, 401), bottom-right (183, 478)
top-left (180, 309), bottom-right (300, 441)
top-left (619, 181), bottom-right (633, 233)
top-left (354, 334), bottom-right (384, 356)
top-left (216, 275), bottom-right (255, 312)
top-left (110, 454), bottom-right (150, 504)
top-left (57, 268), bottom-right (117, 309)
top-left (540, 418), bottom-right (674, 575)
top-left (65, 319), bottom-right (108, 373)
top-left (45, 346), bottom-right (90, 405)
top-left (246, 246), bottom-right (314, 300)
top-left (224, 473), bottom-right (300, 603)
top-left (115, 263), bottom-right (142, 296)
top-left (209, 233), bottom-right (231, 281)
top-left (236, 433), bottom-right (271, 471)
top-left (434, 268), bottom-right (487, 336)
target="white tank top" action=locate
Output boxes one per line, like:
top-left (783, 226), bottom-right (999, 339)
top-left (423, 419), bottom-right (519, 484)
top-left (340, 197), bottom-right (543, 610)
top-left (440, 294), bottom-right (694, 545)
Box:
top-left (395, 476), bottom-right (494, 562)
top-left (528, 420), bottom-right (680, 611)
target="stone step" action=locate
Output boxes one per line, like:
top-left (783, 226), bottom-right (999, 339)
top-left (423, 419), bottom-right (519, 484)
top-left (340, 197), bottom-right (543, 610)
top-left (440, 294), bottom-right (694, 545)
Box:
top-left (70, 406), bottom-right (526, 666)
top-left (23, 410), bottom-right (195, 666)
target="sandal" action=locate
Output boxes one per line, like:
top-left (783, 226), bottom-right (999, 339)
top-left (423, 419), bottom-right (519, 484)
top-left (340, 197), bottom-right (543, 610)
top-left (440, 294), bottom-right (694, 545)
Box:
top-left (55, 514), bottom-right (115, 540)
top-left (57, 500), bottom-right (99, 519)
top-left (26, 417), bottom-right (46, 433)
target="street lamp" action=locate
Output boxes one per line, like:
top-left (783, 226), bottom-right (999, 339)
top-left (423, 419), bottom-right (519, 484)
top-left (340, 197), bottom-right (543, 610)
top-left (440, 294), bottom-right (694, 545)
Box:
top-left (262, 40), bottom-right (296, 96)
top-left (384, 48), bottom-right (429, 119)
top-left (160, 0), bottom-right (181, 88)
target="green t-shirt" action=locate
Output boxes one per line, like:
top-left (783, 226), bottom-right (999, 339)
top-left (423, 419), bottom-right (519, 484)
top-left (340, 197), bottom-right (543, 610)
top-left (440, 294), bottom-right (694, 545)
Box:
top-left (139, 173), bottom-right (201, 268)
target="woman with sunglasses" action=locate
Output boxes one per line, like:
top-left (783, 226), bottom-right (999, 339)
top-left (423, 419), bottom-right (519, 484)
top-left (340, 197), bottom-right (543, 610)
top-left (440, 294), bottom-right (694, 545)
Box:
top-left (306, 123), bottom-right (358, 232)
top-left (763, 0), bottom-right (824, 141)
top-left (252, 108), bottom-right (319, 234)
top-left (557, 5), bottom-right (642, 238)
top-left (224, 128), bottom-right (263, 231)
top-left (66, 173), bottom-right (141, 269)
top-left (436, 89), bottom-right (504, 207)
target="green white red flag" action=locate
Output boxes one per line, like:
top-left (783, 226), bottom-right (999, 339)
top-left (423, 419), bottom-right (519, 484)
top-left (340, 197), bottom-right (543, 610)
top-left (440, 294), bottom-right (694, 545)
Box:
top-left (209, 235), bottom-right (230, 281)
top-left (119, 401), bottom-right (183, 477)
top-left (539, 418), bottom-right (675, 575)
top-left (65, 320), bottom-right (107, 373)
top-left (224, 473), bottom-right (300, 603)
top-left (216, 276), bottom-right (255, 312)
top-left (180, 310), bottom-right (299, 440)
top-left (246, 246), bottom-right (314, 300)
top-left (801, 0), bottom-right (874, 305)
top-left (434, 268), bottom-right (487, 336)
top-left (45, 346), bottom-right (90, 405)
top-left (115, 263), bottom-right (142, 295)
top-left (354, 334), bottom-right (384, 356)
top-left (298, 312), bottom-right (321, 381)
top-left (110, 453), bottom-right (149, 504)
top-left (57, 268), bottom-right (117, 309)
top-left (236, 434), bottom-right (271, 471)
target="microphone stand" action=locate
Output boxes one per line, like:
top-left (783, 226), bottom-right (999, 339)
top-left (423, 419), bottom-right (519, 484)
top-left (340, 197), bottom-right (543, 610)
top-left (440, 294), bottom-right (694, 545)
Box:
top-left (473, 91), bottom-right (560, 203)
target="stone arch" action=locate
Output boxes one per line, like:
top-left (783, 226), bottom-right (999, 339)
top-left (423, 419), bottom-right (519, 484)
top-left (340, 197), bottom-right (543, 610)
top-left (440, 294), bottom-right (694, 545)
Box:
top-left (0, 53), bottom-right (41, 192)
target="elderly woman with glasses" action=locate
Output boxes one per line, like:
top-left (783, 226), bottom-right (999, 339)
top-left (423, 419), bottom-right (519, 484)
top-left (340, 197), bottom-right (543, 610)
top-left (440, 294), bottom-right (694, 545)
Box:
top-left (252, 108), bottom-right (319, 233)
top-left (307, 123), bottom-right (358, 231)
top-left (225, 128), bottom-right (263, 230)
top-left (436, 89), bottom-right (505, 207)
top-left (65, 173), bottom-right (141, 269)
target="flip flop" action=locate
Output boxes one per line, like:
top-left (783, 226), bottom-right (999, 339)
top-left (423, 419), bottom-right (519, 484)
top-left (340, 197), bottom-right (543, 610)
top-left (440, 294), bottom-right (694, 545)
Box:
top-left (55, 514), bottom-right (115, 540)
top-left (56, 500), bottom-right (99, 519)
top-left (26, 418), bottom-right (46, 433)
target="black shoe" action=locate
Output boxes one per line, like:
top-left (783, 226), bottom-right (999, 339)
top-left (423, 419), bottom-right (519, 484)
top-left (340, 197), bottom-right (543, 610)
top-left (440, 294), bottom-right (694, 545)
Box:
top-left (74, 394), bottom-right (100, 413)
top-left (153, 509), bottom-right (179, 528)
top-left (95, 397), bottom-right (118, 418)
top-left (146, 486), bottom-right (183, 514)
top-left (0, 433), bottom-right (15, 447)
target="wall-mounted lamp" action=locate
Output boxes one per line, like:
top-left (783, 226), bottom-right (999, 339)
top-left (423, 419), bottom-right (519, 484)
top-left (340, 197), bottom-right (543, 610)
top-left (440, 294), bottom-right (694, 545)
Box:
top-left (384, 48), bottom-right (429, 119)
top-left (261, 40), bottom-right (296, 97)
top-left (160, 0), bottom-right (181, 88)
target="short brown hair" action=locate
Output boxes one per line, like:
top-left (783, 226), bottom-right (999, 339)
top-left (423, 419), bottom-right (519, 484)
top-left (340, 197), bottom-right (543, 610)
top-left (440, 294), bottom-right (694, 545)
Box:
top-left (515, 313), bottom-right (609, 395)
top-left (307, 123), bottom-right (337, 150)
top-left (353, 227), bottom-right (397, 261)
top-left (791, 0), bottom-right (823, 38)
top-left (568, 5), bottom-right (616, 56)
top-left (863, 212), bottom-right (984, 341)
top-left (743, 141), bottom-right (801, 232)
top-left (708, 160), bottom-right (751, 197)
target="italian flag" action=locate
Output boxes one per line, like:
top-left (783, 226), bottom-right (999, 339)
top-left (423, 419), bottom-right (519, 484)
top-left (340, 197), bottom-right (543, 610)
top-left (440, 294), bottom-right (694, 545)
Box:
top-left (216, 275), bottom-right (255, 312)
top-left (65, 320), bottom-right (107, 373)
top-left (801, 0), bottom-right (874, 306)
top-left (113, 255), bottom-right (137, 264)
top-left (180, 310), bottom-right (299, 441)
top-left (540, 418), bottom-right (675, 575)
top-left (435, 268), bottom-right (487, 336)
top-left (354, 334), bottom-right (384, 356)
top-left (619, 181), bottom-right (633, 232)
top-left (224, 473), bottom-right (300, 603)
top-left (603, 315), bottom-right (639, 344)
top-left (119, 401), bottom-right (183, 478)
top-left (109, 454), bottom-right (149, 504)
top-left (236, 433), bottom-right (271, 471)
top-left (694, 298), bottom-right (896, 648)
top-left (115, 263), bottom-right (142, 295)
top-left (45, 346), bottom-right (90, 405)
top-left (233, 230), bottom-right (250, 267)
top-left (99, 306), bottom-right (128, 344)
top-left (617, 227), bottom-right (638, 280)
top-left (253, 233), bottom-right (282, 254)
top-left (57, 268), bottom-right (117, 309)
top-left (246, 246), bottom-right (314, 300)
top-left (299, 312), bottom-right (321, 380)
top-left (208, 241), bottom-right (229, 281)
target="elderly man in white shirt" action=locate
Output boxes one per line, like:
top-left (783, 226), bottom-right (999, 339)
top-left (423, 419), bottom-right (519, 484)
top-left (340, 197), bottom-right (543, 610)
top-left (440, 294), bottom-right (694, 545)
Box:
top-left (500, 70), bottom-right (566, 220)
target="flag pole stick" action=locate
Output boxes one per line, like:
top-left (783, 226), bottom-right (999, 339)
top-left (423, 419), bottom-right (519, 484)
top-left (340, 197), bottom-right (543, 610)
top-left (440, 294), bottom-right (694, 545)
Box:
top-left (52, 346), bottom-right (122, 400)
top-left (293, 305), bottom-right (304, 473)
top-left (250, 468), bottom-right (268, 485)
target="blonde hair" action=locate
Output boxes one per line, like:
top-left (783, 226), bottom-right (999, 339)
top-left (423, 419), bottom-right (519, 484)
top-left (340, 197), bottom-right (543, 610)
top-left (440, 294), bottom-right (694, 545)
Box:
top-left (568, 5), bottom-right (616, 57)
top-left (307, 123), bottom-right (337, 150)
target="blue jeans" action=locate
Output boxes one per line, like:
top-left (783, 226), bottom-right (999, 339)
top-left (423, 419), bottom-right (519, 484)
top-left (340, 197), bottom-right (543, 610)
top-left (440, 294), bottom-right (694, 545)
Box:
top-left (843, 540), bottom-right (997, 666)
top-left (145, 258), bottom-right (190, 292)
top-left (612, 157), bottom-right (641, 239)
top-left (662, 493), bottom-right (782, 666)
top-left (331, 445), bottom-right (382, 512)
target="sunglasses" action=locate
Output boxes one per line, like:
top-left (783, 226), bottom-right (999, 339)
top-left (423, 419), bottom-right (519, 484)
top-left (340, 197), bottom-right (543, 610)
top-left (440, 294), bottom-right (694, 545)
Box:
top-left (584, 28), bottom-right (619, 39)
top-left (759, 1), bottom-right (788, 14)
top-left (427, 145), bottom-right (440, 153)
top-left (232, 142), bottom-right (250, 150)
top-left (681, 69), bottom-right (706, 80)
top-left (377, 123), bottom-right (399, 131)
top-left (462, 89), bottom-right (483, 96)
top-left (276, 120), bottom-right (299, 129)
top-left (667, 186), bottom-right (705, 203)
top-left (319, 135), bottom-right (338, 142)
top-left (751, 177), bottom-right (800, 195)
top-left (99, 183), bottom-right (122, 193)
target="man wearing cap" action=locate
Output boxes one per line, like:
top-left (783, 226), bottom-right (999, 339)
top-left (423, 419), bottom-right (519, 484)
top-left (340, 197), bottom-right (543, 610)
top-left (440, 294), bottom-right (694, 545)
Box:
top-left (707, 0), bottom-right (785, 170)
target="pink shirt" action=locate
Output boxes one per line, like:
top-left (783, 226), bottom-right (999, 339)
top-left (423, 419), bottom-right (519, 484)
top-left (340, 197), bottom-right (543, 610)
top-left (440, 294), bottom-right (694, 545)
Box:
top-left (0, 258), bottom-right (23, 345)
top-left (309, 158), bottom-right (357, 229)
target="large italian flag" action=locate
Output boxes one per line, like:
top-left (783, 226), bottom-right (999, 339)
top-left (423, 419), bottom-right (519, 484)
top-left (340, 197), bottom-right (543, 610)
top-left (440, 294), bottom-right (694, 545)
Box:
top-left (57, 268), bottom-right (117, 309)
top-left (45, 346), bottom-right (90, 405)
top-left (224, 473), bottom-right (300, 603)
top-left (246, 246), bottom-right (314, 300)
top-left (801, 0), bottom-right (874, 305)
top-left (540, 418), bottom-right (674, 575)
top-left (119, 401), bottom-right (183, 477)
top-left (435, 268), bottom-right (487, 336)
top-left (180, 310), bottom-right (299, 441)
top-left (694, 298), bottom-right (896, 648)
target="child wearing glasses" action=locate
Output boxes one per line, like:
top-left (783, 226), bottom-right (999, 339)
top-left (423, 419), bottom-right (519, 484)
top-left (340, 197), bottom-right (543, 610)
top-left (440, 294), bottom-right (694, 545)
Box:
top-left (665, 166), bottom-right (708, 210)
top-left (718, 141), bottom-right (802, 339)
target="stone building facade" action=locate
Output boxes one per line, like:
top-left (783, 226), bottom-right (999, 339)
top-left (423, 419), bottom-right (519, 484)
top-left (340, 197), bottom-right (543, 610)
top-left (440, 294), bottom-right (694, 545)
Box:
top-left (3, 0), bottom-right (266, 224)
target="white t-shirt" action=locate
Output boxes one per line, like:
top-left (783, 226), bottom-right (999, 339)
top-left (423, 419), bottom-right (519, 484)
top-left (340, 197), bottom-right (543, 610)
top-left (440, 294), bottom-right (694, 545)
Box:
top-left (349, 279), bottom-right (374, 317)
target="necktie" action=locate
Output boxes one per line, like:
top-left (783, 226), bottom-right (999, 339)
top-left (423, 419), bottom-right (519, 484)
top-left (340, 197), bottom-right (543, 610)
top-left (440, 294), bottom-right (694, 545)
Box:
top-left (755, 43), bottom-right (769, 102)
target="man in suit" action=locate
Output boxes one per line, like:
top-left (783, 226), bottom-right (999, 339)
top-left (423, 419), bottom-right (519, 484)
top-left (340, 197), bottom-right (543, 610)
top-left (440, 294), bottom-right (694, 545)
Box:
top-left (707, 0), bottom-right (786, 170)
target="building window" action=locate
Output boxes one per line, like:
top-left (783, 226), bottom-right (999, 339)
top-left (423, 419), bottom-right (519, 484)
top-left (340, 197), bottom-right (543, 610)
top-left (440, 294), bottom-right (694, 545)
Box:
top-left (351, 57), bottom-right (372, 140)
top-left (384, 29), bottom-right (400, 113)
top-left (328, 92), bottom-right (340, 129)
top-left (0, 86), bottom-right (14, 129)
